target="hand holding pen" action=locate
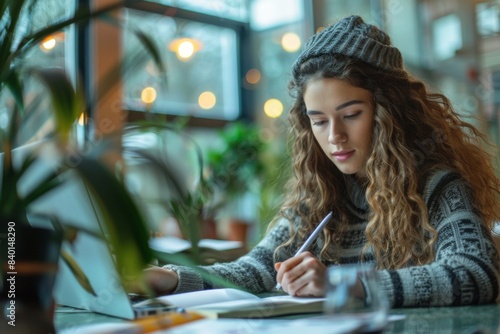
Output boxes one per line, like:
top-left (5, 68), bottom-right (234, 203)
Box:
top-left (275, 211), bottom-right (333, 290)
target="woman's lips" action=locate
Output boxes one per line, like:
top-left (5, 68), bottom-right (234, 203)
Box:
top-left (332, 150), bottom-right (355, 162)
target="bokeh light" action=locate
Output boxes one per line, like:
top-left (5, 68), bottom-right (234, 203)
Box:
top-left (264, 98), bottom-right (283, 118)
top-left (78, 113), bottom-right (85, 126)
top-left (40, 37), bottom-right (56, 51)
top-left (141, 87), bottom-right (157, 104)
top-left (246, 68), bottom-right (261, 84)
top-left (168, 38), bottom-right (202, 61)
top-left (199, 91), bottom-right (216, 109)
top-left (281, 32), bottom-right (301, 53)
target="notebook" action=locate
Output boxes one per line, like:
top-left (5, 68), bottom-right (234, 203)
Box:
top-left (147, 288), bottom-right (325, 319)
top-left (6, 141), bottom-right (172, 319)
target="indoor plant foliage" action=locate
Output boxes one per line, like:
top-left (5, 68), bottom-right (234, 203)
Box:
top-left (205, 122), bottom-right (267, 213)
top-left (0, 2), bottom-right (235, 324)
top-left (121, 122), bottom-right (211, 264)
top-left (0, 0), bottom-right (166, 327)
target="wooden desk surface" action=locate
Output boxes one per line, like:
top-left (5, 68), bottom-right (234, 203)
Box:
top-left (55, 303), bottom-right (500, 333)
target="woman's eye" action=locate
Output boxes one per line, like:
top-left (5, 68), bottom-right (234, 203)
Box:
top-left (312, 120), bottom-right (327, 126)
top-left (344, 111), bottom-right (361, 119)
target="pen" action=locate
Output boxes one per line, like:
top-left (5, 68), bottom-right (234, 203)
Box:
top-left (276, 211), bottom-right (333, 290)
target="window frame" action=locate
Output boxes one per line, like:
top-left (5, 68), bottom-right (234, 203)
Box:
top-left (122, 1), bottom-right (253, 127)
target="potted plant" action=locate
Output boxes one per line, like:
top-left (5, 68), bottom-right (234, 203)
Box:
top-left (0, 1), bottom-right (168, 331)
top-left (121, 121), bottom-right (213, 261)
top-left (204, 121), bottom-right (267, 244)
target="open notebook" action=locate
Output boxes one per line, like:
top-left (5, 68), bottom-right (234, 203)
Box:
top-left (8, 141), bottom-right (172, 319)
top-left (144, 288), bottom-right (325, 319)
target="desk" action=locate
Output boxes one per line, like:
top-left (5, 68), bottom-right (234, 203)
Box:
top-left (55, 303), bottom-right (500, 333)
top-left (384, 304), bottom-right (500, 333)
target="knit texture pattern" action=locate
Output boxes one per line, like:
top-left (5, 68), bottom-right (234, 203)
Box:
top-left (164, 170), bottom-right (500, 307)
top-left (291, 15), bottom-right (403, 79)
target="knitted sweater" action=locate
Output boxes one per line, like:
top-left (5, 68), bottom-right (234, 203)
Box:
top-left (164, 170), bottom-right (500, 307)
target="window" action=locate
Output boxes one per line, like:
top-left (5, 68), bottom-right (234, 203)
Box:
top-left (122, 2), bottom-right (247, 121)
top-left (146, 0), bottom-right (248, 22)
top-left (432, 14), bottom-right (462, 61)
top-left (123, 9), bottom-right (240, 120)
top-left (0, 0), bottom-right (75, 146)
top-left (476, 2), bottom-right (500, 37)
top-left (249, 0), bottom-right (304, 31)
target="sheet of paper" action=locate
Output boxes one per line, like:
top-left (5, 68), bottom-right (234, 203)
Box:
top-left (154, 288), bottom-right (259, 308)
top-left (265, 295), bottom-right (325, 304)
top-left (190, 295), bottom-right (324, 310)
top-left (162, 317), bottom-right (363, 334)
top-left (59, 322), bottom-right (140, 334)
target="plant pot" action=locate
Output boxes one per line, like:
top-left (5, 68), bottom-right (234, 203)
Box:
top-left (202, 218), bottom-right (218, 239)
top-left (227, 218), bottom-right (250, 245)
top-left (1, 220), bottom-right (62, 333)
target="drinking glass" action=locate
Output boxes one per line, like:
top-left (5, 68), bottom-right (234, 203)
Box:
top-left (324, 264), bottom-right (389, 333)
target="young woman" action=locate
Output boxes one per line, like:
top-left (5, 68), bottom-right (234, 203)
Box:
top-left (143, 15), bottom-right (500, 307)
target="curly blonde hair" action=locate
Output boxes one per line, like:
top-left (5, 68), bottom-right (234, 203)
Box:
top-left (271, 54), bottom-right (500, 270)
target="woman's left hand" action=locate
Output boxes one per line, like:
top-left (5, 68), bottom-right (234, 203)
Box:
top-left (275, 251), bottom-right (327, 297)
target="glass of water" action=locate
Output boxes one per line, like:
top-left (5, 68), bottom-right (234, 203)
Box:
top-left (324, 264), bottom-right (389, 333)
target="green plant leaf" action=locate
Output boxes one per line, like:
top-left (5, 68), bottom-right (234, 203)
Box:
top-left (124, 123), bottom-right (204, 182)
top-left (4, 70), bottom-right (25, 115)
top-left (0, 0), bottom-right (170, 296)
top-left (21, 168), bottom-right (62, 208)
top-left (30, 68), bottom-right (83, 145)
top-left (131, 28), bottom-right (166, 75)
top-left (62, 223), bottom-right (102, 244)
top-left (60, 249), bottom-right (97, 296)
top-left (0, 105), bottom-right (23, 215)
top-left (127, 147), bottom-right (188, 200)
top-left (0, 1), bottom-right (24, 83)
top-left (72, 155), bottom-right (153, 280)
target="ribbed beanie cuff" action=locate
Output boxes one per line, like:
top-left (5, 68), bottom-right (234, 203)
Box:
top-left (292, 15), bottom-right (403, 79)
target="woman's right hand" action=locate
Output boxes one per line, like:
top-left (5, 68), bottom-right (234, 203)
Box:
top-left (127, 266), bottom-right (179, 296)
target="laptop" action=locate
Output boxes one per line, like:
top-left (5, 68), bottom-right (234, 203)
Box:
top-left (6, 140), bottom-right (171, 319)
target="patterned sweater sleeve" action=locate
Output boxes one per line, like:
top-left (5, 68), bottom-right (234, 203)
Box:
top-left (378, 171), bottom-right (500, 307)
top-left (163, 218), bottom-right (291, 294)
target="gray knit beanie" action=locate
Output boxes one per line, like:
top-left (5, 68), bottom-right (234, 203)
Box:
top-left (292, 15), bottom-right (403, 79)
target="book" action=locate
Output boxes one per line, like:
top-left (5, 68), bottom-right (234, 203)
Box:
top-left (149, 236), bottom-right (248, 264)
top-left (146, 288), bottom-right (325, 319)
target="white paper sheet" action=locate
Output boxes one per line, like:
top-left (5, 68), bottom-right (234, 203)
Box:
top-left (161, 317), bottom-right (363, 334)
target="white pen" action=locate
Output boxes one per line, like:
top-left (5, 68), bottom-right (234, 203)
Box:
top-left (275, 211), bottom-right (333, 290)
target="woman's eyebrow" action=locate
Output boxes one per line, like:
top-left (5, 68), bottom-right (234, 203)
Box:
top-left (335, 99), bottom-right (365, 111)
top-left (306, 110), bottom-right (323, 115)
top-left (306, 99), bottom-right (366, 115)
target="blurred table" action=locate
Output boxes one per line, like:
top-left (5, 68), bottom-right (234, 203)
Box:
top-left (384, 303), bottom-right (500, 333)
top-left (55, 303), bottom-right (500, 333)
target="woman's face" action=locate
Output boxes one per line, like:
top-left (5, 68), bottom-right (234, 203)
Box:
top-left (304, 78), bottom-right (374, 178)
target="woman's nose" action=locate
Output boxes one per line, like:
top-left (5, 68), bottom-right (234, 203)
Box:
top-left (328, 121), bottom-right (347, 144)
